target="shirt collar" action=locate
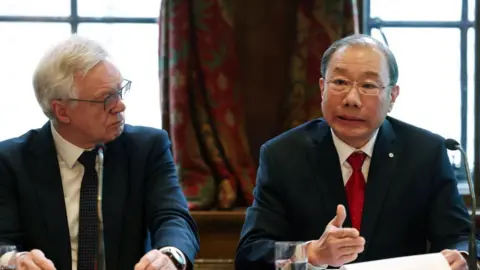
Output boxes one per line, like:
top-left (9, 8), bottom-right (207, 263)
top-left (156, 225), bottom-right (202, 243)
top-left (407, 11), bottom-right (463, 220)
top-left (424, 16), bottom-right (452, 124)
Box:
top-left (331, 128), bottom-right (379, 165)
top-left (50, 122), bottom-right (87, 169)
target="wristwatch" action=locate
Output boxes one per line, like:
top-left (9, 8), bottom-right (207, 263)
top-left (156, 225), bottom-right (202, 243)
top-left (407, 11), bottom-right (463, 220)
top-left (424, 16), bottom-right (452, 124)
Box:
top-left (160, 247), bottom-right (186, 270)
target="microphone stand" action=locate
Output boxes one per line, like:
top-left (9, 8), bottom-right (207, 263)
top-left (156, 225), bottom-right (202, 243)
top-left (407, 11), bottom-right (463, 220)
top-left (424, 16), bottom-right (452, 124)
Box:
top-left (447, 140), bottom-right (477, 270)
top-left (97, 146), bottom-right (106, 270)
top-left (474, 0), bottom-right (480, 268)
top-left (459, 147), bottom-right (478, 270)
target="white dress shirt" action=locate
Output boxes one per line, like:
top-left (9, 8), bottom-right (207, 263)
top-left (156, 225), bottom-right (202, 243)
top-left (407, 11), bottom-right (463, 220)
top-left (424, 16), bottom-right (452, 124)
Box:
top-left (1, 124), bottom-right (185, 269)
top-left (330, 129), bottom-right (378, 185)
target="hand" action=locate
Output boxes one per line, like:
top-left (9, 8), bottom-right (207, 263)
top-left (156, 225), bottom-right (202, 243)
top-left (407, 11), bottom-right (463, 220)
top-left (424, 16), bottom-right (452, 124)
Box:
top-left (307, 204), bottom-right (365, 267)
top-left (134, 249), bottom-right (177, 270)
top-left (17, 249), bottom-right (56, 270)
top-left (441, 249), bottom-right (468, 270)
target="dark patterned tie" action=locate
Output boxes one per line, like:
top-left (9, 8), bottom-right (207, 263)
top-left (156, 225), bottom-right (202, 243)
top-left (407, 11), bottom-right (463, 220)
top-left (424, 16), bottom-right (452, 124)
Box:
top-left (346, 151), bottom-right (367, 231)
top-left (77, 149), bottom-right (98, 270)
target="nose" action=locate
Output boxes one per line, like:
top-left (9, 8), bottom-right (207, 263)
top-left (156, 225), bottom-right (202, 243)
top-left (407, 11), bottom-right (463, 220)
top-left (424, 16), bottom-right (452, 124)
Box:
top-left (342, 86), bottom-right (363, 108)
top-left (110, 99), bottom-right (126, 114)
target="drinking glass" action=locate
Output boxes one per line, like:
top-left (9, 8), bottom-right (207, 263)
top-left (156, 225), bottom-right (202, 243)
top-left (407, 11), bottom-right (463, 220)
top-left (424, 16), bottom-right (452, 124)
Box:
top-left (0, 245), bottom-right (16, 269)
top-left (275, 241), bottom-right (307, 270)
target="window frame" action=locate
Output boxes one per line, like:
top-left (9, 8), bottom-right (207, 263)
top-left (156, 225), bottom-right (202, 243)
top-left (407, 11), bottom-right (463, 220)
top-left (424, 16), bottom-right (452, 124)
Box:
top-left (0, 0), bottom-right (158, 33)
top-left (362, 0), bottom-right (476, 197)
top-left (0, 0), bottom-right (161, 134)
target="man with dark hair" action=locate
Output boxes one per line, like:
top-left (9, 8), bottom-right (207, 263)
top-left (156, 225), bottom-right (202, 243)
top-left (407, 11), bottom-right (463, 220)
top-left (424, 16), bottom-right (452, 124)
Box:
top-left (235, 34), bottom-right (472, 270)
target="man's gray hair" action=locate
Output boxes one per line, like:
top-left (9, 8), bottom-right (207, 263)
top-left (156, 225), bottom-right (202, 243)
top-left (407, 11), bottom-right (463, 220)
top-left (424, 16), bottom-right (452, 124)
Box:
top-left (320, 34), bottom-right (399, 86)
top-left (33, 35), bottom-right (110, 120)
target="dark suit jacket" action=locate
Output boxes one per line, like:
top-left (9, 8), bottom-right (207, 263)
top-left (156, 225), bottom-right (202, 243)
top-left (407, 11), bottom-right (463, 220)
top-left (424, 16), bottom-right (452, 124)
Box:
top-left (0, 123), bottom-right (199, 270)
top-left (236, 116), bottom-right (475, 269)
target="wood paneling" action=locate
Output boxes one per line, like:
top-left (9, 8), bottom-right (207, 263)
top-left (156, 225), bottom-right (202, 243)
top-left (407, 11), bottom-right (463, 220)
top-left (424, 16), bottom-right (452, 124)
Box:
top-left (193, 209), bottom-right (246, 260)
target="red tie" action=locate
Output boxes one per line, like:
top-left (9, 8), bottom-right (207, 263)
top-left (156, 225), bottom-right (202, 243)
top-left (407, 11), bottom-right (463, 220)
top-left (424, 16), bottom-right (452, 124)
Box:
top-left (346, 151), bottom-right (367, 231)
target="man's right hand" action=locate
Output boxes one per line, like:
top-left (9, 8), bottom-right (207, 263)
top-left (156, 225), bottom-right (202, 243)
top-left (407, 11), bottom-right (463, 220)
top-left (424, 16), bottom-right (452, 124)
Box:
top-left (307, 204), bottom-right (366, 267)
top-left (17, 249), bottom-right (56, 270)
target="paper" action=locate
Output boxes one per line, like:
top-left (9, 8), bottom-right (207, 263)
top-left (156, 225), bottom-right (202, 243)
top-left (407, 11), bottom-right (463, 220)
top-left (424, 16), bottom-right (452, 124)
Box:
top-left (339, 253), bottom-right (450, 270)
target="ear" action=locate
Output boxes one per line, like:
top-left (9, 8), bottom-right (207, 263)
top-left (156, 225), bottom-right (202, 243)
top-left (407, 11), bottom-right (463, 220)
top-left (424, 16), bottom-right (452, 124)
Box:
top-left (388, 85), bottom-right (400, 112)
top-left (319, 78), bottom-right (326, 98)
top-left (51, 100), bottom-right (71, 124)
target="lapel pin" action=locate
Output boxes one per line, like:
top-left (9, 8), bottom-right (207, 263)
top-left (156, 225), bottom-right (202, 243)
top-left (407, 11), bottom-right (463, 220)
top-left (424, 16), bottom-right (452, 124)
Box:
top-left (389, 153), bottom-right (394, 158)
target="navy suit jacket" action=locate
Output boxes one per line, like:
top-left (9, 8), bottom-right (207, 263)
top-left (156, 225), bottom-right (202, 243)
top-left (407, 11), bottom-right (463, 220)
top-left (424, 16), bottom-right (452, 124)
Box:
top-left (0, 123), bottom-right (199, 270)
top-left (236, 116), bottom-right (474, 269)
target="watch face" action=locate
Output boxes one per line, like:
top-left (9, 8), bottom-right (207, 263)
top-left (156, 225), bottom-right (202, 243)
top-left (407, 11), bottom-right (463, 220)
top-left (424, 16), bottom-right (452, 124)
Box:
top-left (174, 251), bottom-right (185, 265)
top-left (164, 248), bottom-right (185, 269)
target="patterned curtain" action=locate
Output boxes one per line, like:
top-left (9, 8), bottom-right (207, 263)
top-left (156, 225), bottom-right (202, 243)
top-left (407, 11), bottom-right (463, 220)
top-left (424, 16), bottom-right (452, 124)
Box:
top-left (159, 0), bottom-right (256, 210)
top-left (284, 0), bottom-right (357, 129)
top-left (159, 0), bottom-right (357, 210)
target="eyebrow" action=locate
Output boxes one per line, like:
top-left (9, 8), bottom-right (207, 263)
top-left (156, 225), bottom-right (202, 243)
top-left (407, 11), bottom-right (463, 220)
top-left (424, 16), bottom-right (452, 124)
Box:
top-left (93, 87), bottom-right (117, 99)
top-left (93, 80), bottom-right (125, 98)
top-left (331, 67), bottom-right (380, 78)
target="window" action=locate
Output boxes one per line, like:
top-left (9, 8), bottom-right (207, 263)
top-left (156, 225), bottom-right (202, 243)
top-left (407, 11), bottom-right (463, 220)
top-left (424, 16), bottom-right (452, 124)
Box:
top-left (364, 0), bottom-right (474, 194)
top-left (0, 0), bottom-right (161, 141)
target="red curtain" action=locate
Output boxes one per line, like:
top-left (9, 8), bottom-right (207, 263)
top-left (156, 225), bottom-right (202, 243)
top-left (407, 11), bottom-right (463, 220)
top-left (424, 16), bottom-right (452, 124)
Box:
top-left (284, 0), bottom-right (357, 129)
top-left (159, 0), bottom-right (256, 210)
top-left (159, 0), bottom-right (357, 210)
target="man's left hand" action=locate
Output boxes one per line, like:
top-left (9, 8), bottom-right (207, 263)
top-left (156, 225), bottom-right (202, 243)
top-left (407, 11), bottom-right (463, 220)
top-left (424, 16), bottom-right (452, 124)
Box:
top-left (134, 249), bottom-right (177, 270)
top-left (441, 249), bottom-right (468, 270)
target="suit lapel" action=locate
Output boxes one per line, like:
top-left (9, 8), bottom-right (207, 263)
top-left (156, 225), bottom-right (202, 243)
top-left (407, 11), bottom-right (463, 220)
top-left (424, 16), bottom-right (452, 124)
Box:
top-left (28, 123), bottom-right (71, 270)
top-left (359, 119), bottom-right (401, 261)
top-left (102, 135), bottom-right (129, 269)
top-left (306, 120), bottom-right (352, 228)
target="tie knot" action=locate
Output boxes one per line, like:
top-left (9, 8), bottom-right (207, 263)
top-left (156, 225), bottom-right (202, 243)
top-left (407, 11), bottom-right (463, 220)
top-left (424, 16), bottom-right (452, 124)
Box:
top-left (347, 151), bottom-right (366, 171)
top-left (78, 149), bottom-right (98, 170)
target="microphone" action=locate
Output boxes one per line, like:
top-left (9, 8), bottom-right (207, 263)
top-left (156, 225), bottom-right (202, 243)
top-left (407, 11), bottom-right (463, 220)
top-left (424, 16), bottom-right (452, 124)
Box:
top-left (445, 138), bottom-right (477, 270)
top-left (96, 144), bottom-right (106, 270)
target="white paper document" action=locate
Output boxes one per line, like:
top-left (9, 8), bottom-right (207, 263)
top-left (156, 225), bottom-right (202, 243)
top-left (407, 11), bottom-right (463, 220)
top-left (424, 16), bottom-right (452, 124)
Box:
top-left (339, 253), bottom-right (450, 270)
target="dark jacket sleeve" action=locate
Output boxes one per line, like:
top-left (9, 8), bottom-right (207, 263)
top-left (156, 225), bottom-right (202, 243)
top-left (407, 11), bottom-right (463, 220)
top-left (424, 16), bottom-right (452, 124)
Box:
top-left (145, 130), bottom-right (200, 267)
top-left (0, 147), bottom-right (23, 249)
top-left (426, 140), bottom-right (479, 257)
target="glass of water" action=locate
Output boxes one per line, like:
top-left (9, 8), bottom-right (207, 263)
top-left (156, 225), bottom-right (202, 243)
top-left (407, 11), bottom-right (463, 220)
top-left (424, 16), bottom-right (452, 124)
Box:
top-left (0, 245), bottom-right (17, 269)
top-left (275, 241), bottom-right (307, 270)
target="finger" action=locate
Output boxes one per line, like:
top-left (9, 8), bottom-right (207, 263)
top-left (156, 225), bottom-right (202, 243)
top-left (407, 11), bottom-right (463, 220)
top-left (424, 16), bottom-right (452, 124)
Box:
top-left (333, 236), bottom-right (365, 247)
top-left (337, 252), bottom-right (359, 265)
top-left (135, 250), bottom-right (162, 270)
top-left (329, 228), bottom-right (360, 238)
top-left (330, 205), bottom-right (347, 228)
top-left (30, 249), bottom-right (56, 270)
top-left (338, 244), bottom-right (365, 255)
top-left (18, 256), bottom-right (41, 270)
top-left (450, 259), bottom-right (467, 270)
top-left (441, 250), bottom-right (455, 265)
top-left (37, 258), bottom-right (56, 270)
top-left (146, 255), bottom-right (169, 270)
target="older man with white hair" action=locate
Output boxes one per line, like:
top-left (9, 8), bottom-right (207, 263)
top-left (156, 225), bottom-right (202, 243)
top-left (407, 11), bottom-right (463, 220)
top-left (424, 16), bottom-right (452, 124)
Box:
top-left (0, 35), bottom-right (199, 270)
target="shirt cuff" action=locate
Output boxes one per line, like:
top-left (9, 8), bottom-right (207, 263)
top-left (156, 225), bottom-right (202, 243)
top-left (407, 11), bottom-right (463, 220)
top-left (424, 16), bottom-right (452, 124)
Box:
top-left (304, 241), bottom-right (329, 269)
top-left (159, 246), bottom-right (186, 270)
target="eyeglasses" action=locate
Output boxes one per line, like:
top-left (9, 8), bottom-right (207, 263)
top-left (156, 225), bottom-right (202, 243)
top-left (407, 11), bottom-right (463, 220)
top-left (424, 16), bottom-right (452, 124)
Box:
top-left (326, 78), bottom-right (388, 96)
top-left (63, 79), bottom-right (131, 111)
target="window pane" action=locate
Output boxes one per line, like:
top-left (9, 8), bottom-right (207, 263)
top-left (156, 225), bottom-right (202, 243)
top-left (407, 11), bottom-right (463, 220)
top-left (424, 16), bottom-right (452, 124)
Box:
top-left (0, 23), bottom-right (70, 141)
top-left (469, 0), bottom-right (475, 21)
top-left (371, 28), bottom-right (462, 165)
top-left (77, 23), bottom-right (161, 128)
top-left (0, 0), bottom-right (69, 16)
top-left (467, 27), bottom-right (475, 173)
top-left (78, 0), bottom-right (161, 17)
top-left (370, 0), bottom-right (461, 21)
